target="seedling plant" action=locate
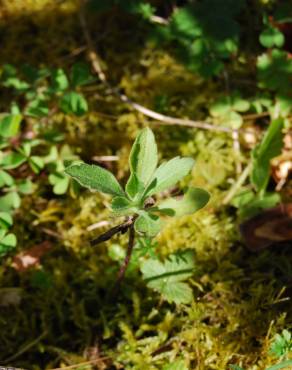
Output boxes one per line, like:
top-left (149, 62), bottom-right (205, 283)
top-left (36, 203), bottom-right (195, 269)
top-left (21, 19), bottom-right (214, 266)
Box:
top-left (65, 127), bottom-right (210, 297)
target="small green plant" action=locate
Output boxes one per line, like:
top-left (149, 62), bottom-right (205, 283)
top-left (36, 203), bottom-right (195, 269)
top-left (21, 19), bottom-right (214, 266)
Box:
top-left (270, 329), bottom-right (292, 359)
top-left (65, 127), bottom-right (209, 298)
top-left (232, 118), bottom-right (284, 219)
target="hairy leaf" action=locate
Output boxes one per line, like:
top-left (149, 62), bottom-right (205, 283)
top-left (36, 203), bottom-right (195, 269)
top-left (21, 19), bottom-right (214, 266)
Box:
top-left (65, 163), bottom-right (124, 196)
top-left (135, 212), bottom-right (161, 237)
top-left (125, 172), bottom-right (145, 200)
top-left (158, 187), bottom-right (210, 217)
top-left (129, 127), bottom-right (158, 187)
top-left (111, 196), bottom-right (137, 215)
top-left (141, 250), bottom-right (195, 304)
top-left (145, 157), bottom-right (194, 196)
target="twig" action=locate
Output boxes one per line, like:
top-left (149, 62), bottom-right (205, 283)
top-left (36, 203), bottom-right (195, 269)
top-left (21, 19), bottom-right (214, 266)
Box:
top-left (232, 129), bottom-right (242, 174)
top-left (90, 219), bottom-right (132, 246)
top-left (118, 93), bottom-right (235, 133)
top-left (150, 15), bottom-right (169, 25)
top-left (50, 357), bottom-right (110, 370)
top-left (243, 112), bottom-right (270, 120)
top-left (2, 331), bottom-right (47, 364)
top-left (222, 162), bottom-right (252, 205)
top-left (87, 220), bottom-right (110, 231)
top-left (92, 155), bottom-right (119, 162)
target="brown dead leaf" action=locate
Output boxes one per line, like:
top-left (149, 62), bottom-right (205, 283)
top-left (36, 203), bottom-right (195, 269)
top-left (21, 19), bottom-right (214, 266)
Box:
top-left (240, 204), bottom-right (292, 251)
top-left (12, 241), bottom-right (52, 272)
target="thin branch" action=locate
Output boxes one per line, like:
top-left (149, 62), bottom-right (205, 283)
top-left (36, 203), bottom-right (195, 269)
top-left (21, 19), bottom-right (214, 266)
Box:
top-left (2, 331), bottom-right (47, 364)
top-left (222, 162), bottom-right (252, 205)
top-left (87, 220), bottom-right (110, 231)
top-left (92, 155), bottom-right (119, 162)
top-left (150, 15), bottom-right (169, 25)
top-left (90, 218), bottom-right (133, 246)
top-left (50, 357), bottom-right (110, 370)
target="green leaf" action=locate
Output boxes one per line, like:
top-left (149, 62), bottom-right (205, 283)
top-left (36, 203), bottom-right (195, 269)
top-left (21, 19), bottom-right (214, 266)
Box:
top-left (145, 157), bottom-right (195, 196)
top-left (3, 77), bottom-right (29, 91)
top-left (210, 97), bottom-right (231, 116)
top-left (0, 114), bottom-right (22, 138)
top-left (0, 152), bottom-right (27, 169)
top-left (49, 173), bottom-right (70, 195)
top-left (65, 163), bottom-right (124, 196)
top-left (162, 360), bottom-right (188, 370)
top-left (17, 179), bottom-right (34, 194)
top-left (141, 249), bottom-right (195, 304)
top-left (158, 187), bottom-right (210, 217)
top-left (111, 196), bottom-right (137, 215)
top-left (71, 63), bottom-right (94, 87)
top-left (270, 329), bottom-right (292, 358)
top-left (251, 119), bottom-right (284, 192)
top-left (29, 156), bottom-right (45, 173)
top-left (0, 231), bottom-right (17, 256)
top-left (26, 99), bottom-right (49, 117)
top-left (128, 127), bottom-right (158, 187)
top-left (257, 50), bottom-right (292, 92)
top-left (125, 173), bottom-right (145, 200)
top-left (135, 212), bottom-right (162, 237)
top-left (225, 110), bottom-right (243, 129)
top-left (259, 27), bottom-right (285, 48)
top-left (51, 68), bottom-right (69, 91)
top-left (0, 192), bottom-right (21, 211)
top-left (60, 91), bottom-right (88, 116)
top-left (237, 192), bottom-right (281, 220)
top-left (232, 98), bottom-right (250, 112)
top-left (0, 170), bottom-right (14, 187)
top-left (0, 212), bottom-right (13, 229)
top-left (266, 361), bottom-right (292, 370)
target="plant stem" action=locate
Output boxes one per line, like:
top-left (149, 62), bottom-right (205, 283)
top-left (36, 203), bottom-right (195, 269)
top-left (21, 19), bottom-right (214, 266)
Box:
top-left (111, 224), bottom-right (135, 296)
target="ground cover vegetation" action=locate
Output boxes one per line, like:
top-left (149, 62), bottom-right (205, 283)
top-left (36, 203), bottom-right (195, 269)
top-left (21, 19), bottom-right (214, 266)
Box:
top-left (0, 0), bottom-right (291, 369)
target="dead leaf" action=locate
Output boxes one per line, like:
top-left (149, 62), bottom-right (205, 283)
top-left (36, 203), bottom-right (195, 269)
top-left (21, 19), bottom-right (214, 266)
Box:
top-left (239, 204), bottom-right (292, 251)
top-left (12, 241), bottom-right (52, 272)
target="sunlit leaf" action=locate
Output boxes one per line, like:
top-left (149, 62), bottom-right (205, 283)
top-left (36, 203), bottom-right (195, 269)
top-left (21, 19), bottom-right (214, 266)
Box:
top-left (145, 157), bottom-right (194, 196)
top-left (251, 119), bottom-right (284, 192)
top-left (158, 187), bottom-right (210, 217)
top-left (0, 114), bottom-right (22, 138)
top-left (141, 249), bottom-right (196, 304)
top-left (65, 163), bottom-right (124, 196)
top-left (128, 127), bottom-right (158, 188)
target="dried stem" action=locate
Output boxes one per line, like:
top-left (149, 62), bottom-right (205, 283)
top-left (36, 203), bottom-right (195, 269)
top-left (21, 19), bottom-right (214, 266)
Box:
top-left (111, 224), bottom-right (135, 296)
top-left (222, 162), bottom-right (252, 205)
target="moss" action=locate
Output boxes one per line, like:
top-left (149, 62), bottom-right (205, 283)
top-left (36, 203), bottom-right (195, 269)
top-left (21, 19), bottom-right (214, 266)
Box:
top-left (0, 1), bottom-right (291, 369)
